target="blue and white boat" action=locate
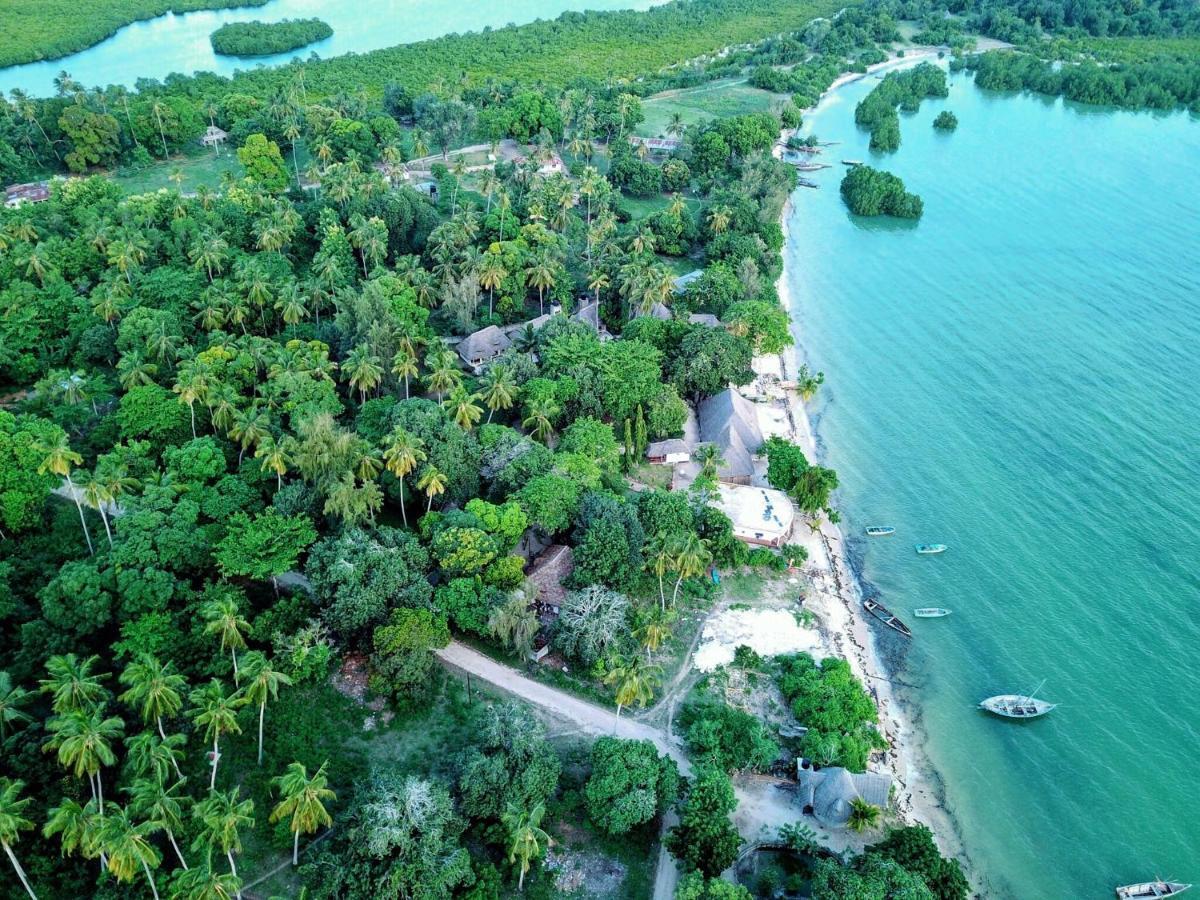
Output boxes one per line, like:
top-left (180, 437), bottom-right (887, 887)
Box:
top-left (915, 543), bottom-right (947, 555)
top-left (865, 526), bottom-right (896, 536)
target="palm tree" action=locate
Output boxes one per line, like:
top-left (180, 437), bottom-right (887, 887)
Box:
top-left (40, 654), bottom-right (109, 715)
top-left (269, 761), bottom-right (335, 866)
top-left (99, 803), bottom-right (162, 900)
top-left (150, 100), bottom-right (170, 158)
top-left (667, 111), bottom-right (686, 139)
top-left (76, 470), bottom-right (116, 548)
top-left (707, 206), bottom-right (731, 235)
top-left (502, 801), bottom-right (551, 892)
top-left (669, 533), bottom-right (712, 607)
top-left (603, 656), bottom-right (661, 719)
top-left (693, 443), bottom-right (726, 481)
top-left (444, 386), bottom-right (484, 431)
top-left (0, 779), bottom-right (38, 899)
top-left (36, 433), bottom-right (93, 555)
top-left (522, 398), bottom-right (558, 445)
top-left (380, 428), bottom-right (425, 527)
top-left (478, 252), bottom-right (507, 318)
top-left (187, 680), bottom-right (245, 791)
top-left (524, 252), bottom-right (556, 316)
top-left (634, 607), bottom-right (675, 660)
top-left (127, 778), bottom-right (190, 870)
top-left (171, 863), bottom-right (240, 899)
top-left (643, 535), bottom-right (674, 611)
top-left (478, 365), bottom-right (518, 424)
top-left (43, 709), bottom-right (124, 806)
top-left (424, 350), bottom-right (463, 401)
top-left (848, 796), bottom-right (882, 833)
top-left (254, 435), bottom-right (292, 491)
top-left (416, 465), bottom-right (448, 513)
top-left (796, 364), bottom-right (825, 402)
top-left (190, 232), bottom-right (229, 283)
top-left (126, 731), bottom-right (187, 788)
top-left (0, 673), bottom-right (33, 742)
top-left (201, 596), bottom-right (249, 685)
top-left (118, 655), bottom-right (187, 776)
top-left (587, 269), bottom-right (610, 305)
top-left (192, 788), bottom-right (253, 896)
top-left (241, 652), bottom-right (292, 767)
top-left (342, 345), bottom-right (384, 403)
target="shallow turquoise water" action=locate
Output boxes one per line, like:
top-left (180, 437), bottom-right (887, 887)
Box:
top-left (0, 0), bottom-right (661, 96)
top-left (786, 66), bottom-right (1200, 898)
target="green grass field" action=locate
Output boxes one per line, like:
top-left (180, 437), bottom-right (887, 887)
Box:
top-left (111, 147), bottom-right (245, 195)
top-left (638, 78), bottom-right (789, 138)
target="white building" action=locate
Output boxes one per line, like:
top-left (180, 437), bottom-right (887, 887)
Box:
top-left (714, 482), bottom-right (794, 547)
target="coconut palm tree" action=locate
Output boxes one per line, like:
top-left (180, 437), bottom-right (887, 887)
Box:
top-left (667, 111), bottom-right (686, 139)
top-left (99, 803), bottom-right (162, 899)
top-left (669, 533), bottom-right (712, 607)
top-left (707, 206), bottom-right (731, 234)
top-left (522, 398), bottom-right (558, 445)
top-left (192, 788), bottom-right (253, 896)
top-left (416, 465), bottom-right (448, 513)
top-left (43, 709), bottom-right (124, 806)
top-left (635, 607), bottom-right (675, 659)
top-left (0, 779), bottom-right (38, 899)
top-left (444, 386), bottom-right (484, 431)
top-left (377, 432), bottom-right (422, 528)
top-left (36, 433), bottom-right (93, 555)
top-left (240, 652), bottom-right (291, 767)
top-left (524, 252), bottom-right (556, 316)
top-left (502, 801), bottom-right (551, 891)
top-left (126, 778), bottom-right (190, 870)
top-left (479, 365), bottom-right (518, 423)
top-left (424, 350), bottom-right (463, 401)
top-left (693, 443), bottom-right (726, 481)
top-left (602, 656), bottom-right (661, 719)
top-left (0, 673), bottom-right (32, 742)
top-left (254, 435), bottom-right (292, 491)
top-left (126, 731), bottom-right (187, 788)
top-left (39, 654), bottom-right (109, 716)
top-left (342, 345), bottom-right (384, 403)
top-left (268, 761), bottom-right (335, 866)
top-left (390, 345), bottom-right (419, 400)
top-left (201, 597), bottom-right (249, 685)
top-left (189, 232), bottom-right (229, 283)
top-left (171, 863), bottom-right (241, 899)
top-left (478, 252), bottom-right (507, 318)
top-left (847, 796), bottom-right (882, 833)
top-left (187, 680), bottom-right (245, 791)
top-left (118, 656), bottom-right (187, 776)
top-left (643, 535), bottom-right (674, 611)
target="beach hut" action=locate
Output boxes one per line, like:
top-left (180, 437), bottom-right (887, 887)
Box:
top-left (698, 388), bottom-right (763, 484)
top-left (456, 325), bottom-right (511, 373)
top-left (199, 125), bottom-right (228, 149)
top-left (646, 439), bottom-right (691, 465)
top-left (795, 766), bottom-right (893, 827)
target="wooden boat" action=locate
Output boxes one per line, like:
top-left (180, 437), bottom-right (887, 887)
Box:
top-left (979, 683), bottom-right (1057, 719)
top-left (913, 608), bottom-right (951, 618)
top-left (865, 526), bottom-right (896, 536)
top-left (796, 178), bottom-right (819, 189)
top-left (862, 599), bottom-right (912, 638)
top-left (915, 544), bottom-right (947, 555)
top-left (1116, 882), bottom-right (1192, 899)
top-left (842, 159), bottom-right (864, 166)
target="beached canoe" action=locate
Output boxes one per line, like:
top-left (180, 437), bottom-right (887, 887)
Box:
top-left (1116, 882), bottom-right (1192, 899)
top-left (915, 543), bottom-right (948, 555)
top-left (913, 608), bottom-right (951, 618)
top-left (865, 526), bottom-right (896, 536)
top-left (979, 693), bottom-right (1057, 719)
top-left (862, 598), bottom-right (912, 638)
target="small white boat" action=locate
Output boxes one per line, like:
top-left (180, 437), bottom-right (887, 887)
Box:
top-left (980, 682), bottom-right (1057, 720)
top-left (915, 543), bottom-right (947, 555)
top-left (1116, 882), bottom-right (1192, 899)
top-left (913, 608), bottom-right (951, 618)
top-left (865, 526), bottom-right (896, 536)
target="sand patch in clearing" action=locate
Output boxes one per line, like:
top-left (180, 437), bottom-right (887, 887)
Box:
top-left (694, 607), bottom-right (823, 672)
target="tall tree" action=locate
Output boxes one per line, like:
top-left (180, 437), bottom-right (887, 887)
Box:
top-left (268, 761), bottom-right (335, 866)
top-left (36, 433), bottom-right (93, 555)
top-left (119, 655), bottom-right (187, 778)
top-left (502, 801), bottom-right (551, 892)
top-left (192, 789), bottom-right (253, 896)
top-left (0, 779), bottom-right (38, 900)
top-left (240, 652), bottom-right (292, 767)
top-left (187, 680), bottom-right (245, 791)
top-left (0, 673), bottom-right (33, 742)
top-left (99, 803), bottom-right (162, 900)
top-left (201, 595), bottom-right (250, 685)
top-left (43, 709), bottom-right (124, 806)
top-left (127, 777), bottom-right (190, 870)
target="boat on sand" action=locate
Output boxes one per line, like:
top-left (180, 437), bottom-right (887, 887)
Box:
top-left (865, 525), bottom-right (896, 536)
top-left (979, 684), bottom-right (1057, 719)
top-left (915, 543), bottom-right (947, 555)
top-left (862, 598), bottom-right (912, 638)
top-left (1115, 882), bottom-right (1192, 899)
top-left (913, 608), bottom-right (951, 618)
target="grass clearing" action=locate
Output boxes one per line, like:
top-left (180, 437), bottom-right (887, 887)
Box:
top-left (639, 78), bottom-right (790, 137)
top-left (110, 147), bottom-right (244, 195)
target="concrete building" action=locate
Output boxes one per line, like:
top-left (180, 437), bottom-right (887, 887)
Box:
top-left (713, 483), bottom-right (794, 547)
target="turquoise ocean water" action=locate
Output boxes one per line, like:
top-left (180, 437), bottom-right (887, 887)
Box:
top-left (786, 65), bottom-right (1200, 898)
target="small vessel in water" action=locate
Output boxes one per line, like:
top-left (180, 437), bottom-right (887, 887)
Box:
top-left (913, 608), bottom-right (951, 618)
top-left (979, 682), bottom-right (1057, 719)
top-left (1116, 882), bottom-right (1192, 899)
top-left (865, 525), bottom-right (896, 536)
top-left (842, 159), bottom-right (863, 166)
top-left (915, 544), bottom-right (947, 554)
top-left (862, 598), bottom-right (912, 638)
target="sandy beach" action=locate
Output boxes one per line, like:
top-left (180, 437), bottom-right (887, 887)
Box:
top-left (766, 53), bottom-right (973, 868)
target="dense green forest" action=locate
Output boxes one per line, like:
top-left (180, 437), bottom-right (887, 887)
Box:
top-left (840, 164), bottom-right (925, 218)
top-left (210, 18), bottom-right (334, 58)
top-left (0, 0), bottom-right (271, 68)
top-left (854, 62), bottom-right (948, 152)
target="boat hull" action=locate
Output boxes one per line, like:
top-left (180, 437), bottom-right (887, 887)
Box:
top-left (915, 544), bottom-right (947, 554)
top-left (865, 526), bottom-right (896, 536)
top-left (863, 599), bottom-right (913, 638)
top-left (1116, 883), bottom-right (1192, 899)
top-left (913, 608), bottom-right (951, 618)
top-left (979, 695), bottom-right (1057, 719)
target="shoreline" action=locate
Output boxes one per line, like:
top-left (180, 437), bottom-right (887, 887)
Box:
top-left (769, 52), bottom-right (973, 873)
